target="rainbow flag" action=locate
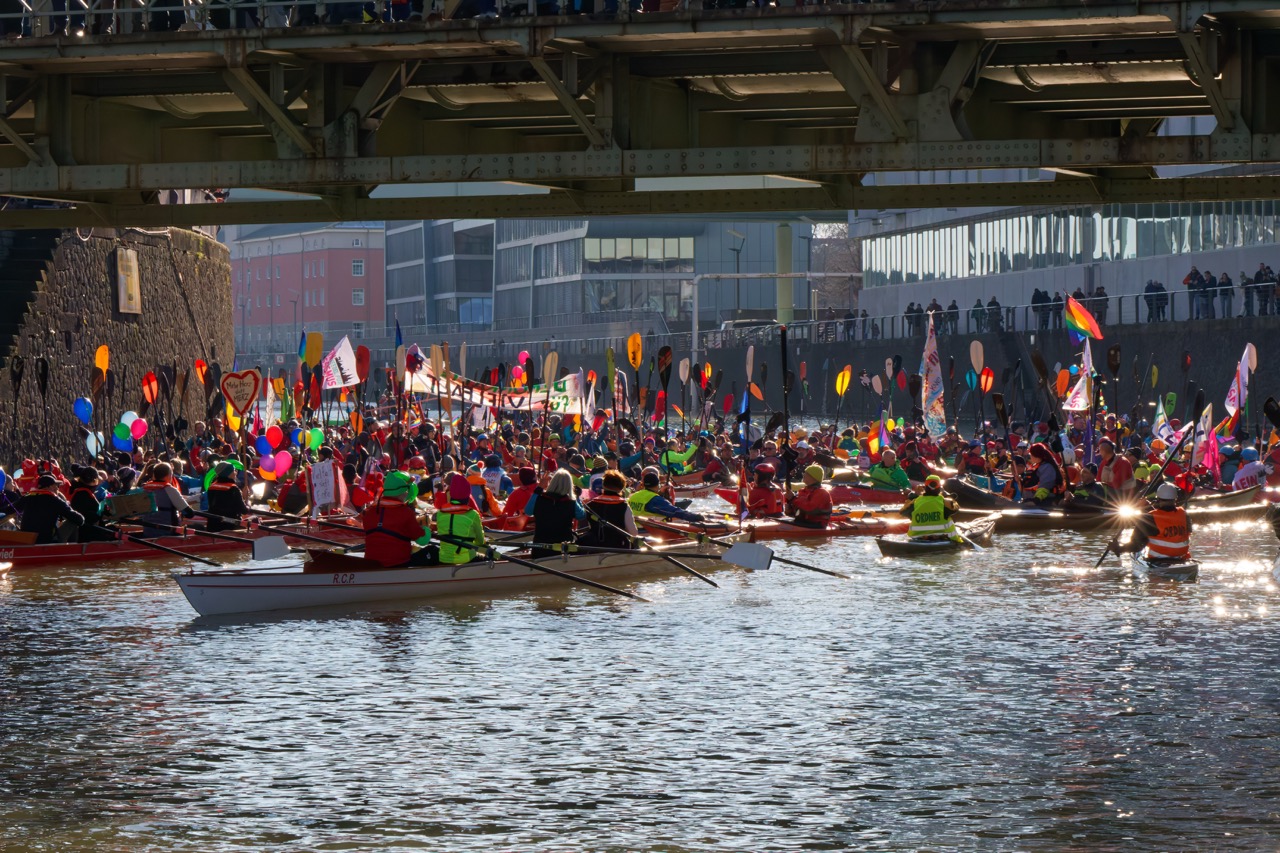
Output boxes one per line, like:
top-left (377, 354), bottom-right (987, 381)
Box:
top-left (1064, 296), bottom-right (1103, 345)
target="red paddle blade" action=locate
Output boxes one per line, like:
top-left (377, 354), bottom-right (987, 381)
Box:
top-left (722, 395), bottom-right (733, 415)
top-left (355, 345), bottom-right (371, 382)
top-left (142, 372), bottom-right (159, 404)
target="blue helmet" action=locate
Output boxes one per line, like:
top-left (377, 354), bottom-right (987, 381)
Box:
top-left (1241, 447), bottom-right (1259, 462)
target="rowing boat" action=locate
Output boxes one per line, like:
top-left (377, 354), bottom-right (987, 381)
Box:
top-left (1133, 553), bottom-right (1199, 582)
top-left (714, 483), bottom-right (909, 510)
top-left (0, 520), bottom-right (365, 569)
top-left (172, 540), bottom-right (729, 616)
top-left (874, 514), bottom-right (1000, 558)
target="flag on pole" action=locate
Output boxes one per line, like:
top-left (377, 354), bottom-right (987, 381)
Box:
top-left (1223, 343), bottom-right (1255, 417)
top-left (321, 336), bottom-right (360, 389)
top-left (1061, 374), bottom-right (1091, 411)
top-left (920, 315), bottom-right (947, 439)
top-left (1064, 296), bottom-right (1104, 345)
top-left (1152, 397), bottom-right (1175, 444)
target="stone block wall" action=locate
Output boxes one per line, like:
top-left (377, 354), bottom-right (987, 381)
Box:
top-left (0, 227), bottom-right (233, 469)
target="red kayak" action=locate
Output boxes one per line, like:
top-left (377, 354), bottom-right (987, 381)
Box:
top-left (715, 483), bottom-right (909, 508)
top-left (744, 514), bottom-right (908, 542)
top-left (1, 520), bottom-right (364, 570)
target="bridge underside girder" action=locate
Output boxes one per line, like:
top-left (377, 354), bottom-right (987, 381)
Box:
top-left (1, 0), bottom-right (1280, 225)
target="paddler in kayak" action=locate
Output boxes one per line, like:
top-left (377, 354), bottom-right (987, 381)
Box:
top-left (786, 465), bottom-right (833, 528)
top-left (1112, 482), bottom-right (1191, 563)
top-left (867, 449), bottom-right (911, 493)
top-left (628, 467), bottom-right (706, 523)
top-left (898, 474), bottom-right (961, 542)
top-left (744, 463), bottom-right (784, 518)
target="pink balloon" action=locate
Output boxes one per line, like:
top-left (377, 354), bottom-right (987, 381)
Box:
top-left (511, 365), bottom-right (524, 380)
top-left (517, 350), bottom-right (530, 367)
top-left (266, 424), bottom-right (284, 449)
top-left (259, 454), bottom-right (276, 473)
top-left (274, 450), bottom-right (293, 474)
top-left (129, 418), bottom-right (148, 440)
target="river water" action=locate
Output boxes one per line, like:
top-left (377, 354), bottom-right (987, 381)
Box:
top-left (3, 506), bottom-right (1280, 852)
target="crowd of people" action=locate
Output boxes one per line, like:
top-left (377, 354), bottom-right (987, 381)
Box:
top-left (3, 380), bottom-right (1277, 565)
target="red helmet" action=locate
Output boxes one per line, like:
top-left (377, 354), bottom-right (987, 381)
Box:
top-left (408, 455), bottom-right (426, 468)
top-left (755, 463), bottom-right (776, 476)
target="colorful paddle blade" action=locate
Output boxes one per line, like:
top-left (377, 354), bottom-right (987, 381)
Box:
top-left (627, 333), bottom-right (643, 370)
top-left (94, 345), bottom-right (109, 373)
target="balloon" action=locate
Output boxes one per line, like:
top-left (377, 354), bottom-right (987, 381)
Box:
top-left (129, 418), bottom-right (148, 440)
top-left (0, 467), bottom-right (7, 489)
top-left (1069, 365), bottom-right (1079, 376)
top-left (85, 432), bottom-right (104, 455)
top-left (120, 410), bottom-right (138, 426)
top-left (292, 428), bottom-right (304, 447)
top-left (886, 418), bottom-right (896, 431)
top-left (259, 455), bottom-right (276, 473)
top-left (113, 422), bottom-right (131, 440)
top-left (308, 428), bottom-right (323, 450)
top-left (255, 435), bottom-right (273, 456)
top-left (259, 466), bottom-right (277, 481)
top-left (112, 434), bottom-right (133, 452)
top-left (266, 425), bottom-right (284, 449)
top-left (73, 397), bottom-right (93, 425)
top-left (275, 451), bottom-right (293, 474)
top-left (511, 364), bottom-right (524, 381)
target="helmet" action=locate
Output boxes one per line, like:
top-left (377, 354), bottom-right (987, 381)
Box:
top-left (755, 463), bottom-right (776, 476)
top-left (408, 455), bottom-right (426, 469)
top-left (1155, 483), bottom-right (1179, 502)
top-left (1241, 447), bottom-right (1259, 462)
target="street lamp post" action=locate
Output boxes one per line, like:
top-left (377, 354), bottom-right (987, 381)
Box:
top-left (727, 228), bottom-right (746, 320)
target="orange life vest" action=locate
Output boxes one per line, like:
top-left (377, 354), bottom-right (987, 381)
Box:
top-left (1147, 507), bottom-right (1189, 558)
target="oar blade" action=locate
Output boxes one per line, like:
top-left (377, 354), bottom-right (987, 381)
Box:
top-left (722, 542), bottom-right (773, 572)
top-left (252, 536), bottom-right (291, 562)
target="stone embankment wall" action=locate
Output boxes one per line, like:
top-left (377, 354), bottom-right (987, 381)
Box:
top-left (0, 228), bottom-right (233, 468)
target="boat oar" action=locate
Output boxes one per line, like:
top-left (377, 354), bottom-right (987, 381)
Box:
top-left (135, 518), bottom-right (308, 559)
top-left (433, 531), bottom-right (649, 603)
top-left (102, 524), bottom-right (225, 567)
top-left (530, 540), bottom-right (718, 587)
top-left (580, 506), bottom-right (719, 587)
top-left (645, 517), bottom-right (851, 580)
top-left (1263, 397), bottom-right (1280, 433)
top-left (1092, 426), bottom-right (1194, 568)
top-left (235, 507), bottom-right (368, 548)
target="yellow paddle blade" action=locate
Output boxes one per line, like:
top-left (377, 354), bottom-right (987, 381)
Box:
top-left (834, 448), bottom-right (850, 459)
top-left (835, 365), bottom-right (852, 396)
top-left (304, 332), bottom-right (324, 368)
top-left (94, 345), bottom-right (109, 373)
top-left (627, 332), bottom-right (643, 370)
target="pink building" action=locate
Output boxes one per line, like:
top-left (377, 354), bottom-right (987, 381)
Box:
top-left (223, 222), bottom-right (385, 357)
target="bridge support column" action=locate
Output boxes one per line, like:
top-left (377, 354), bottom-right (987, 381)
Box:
top-left (776, 223), bottom-right (793, 324)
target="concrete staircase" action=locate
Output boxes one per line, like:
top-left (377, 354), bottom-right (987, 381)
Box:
top-left (0, 229), bottom-right (62, 358)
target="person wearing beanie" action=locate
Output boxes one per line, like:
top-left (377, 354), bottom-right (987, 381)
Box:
top-left (11, 474), bottom-right (84, 544)
top-left (745, 462), bottom-right (784, 519)
top-left (581, 469), bottom-right (637, 549)
top-left (899, 474), bottom-right (961, 541)
top-left (787, 464), bottom-right (832, 528)
top-left (1114, 482), bottom-right (1192, 561)
top-left (627, 467), bottom-right (704, 523)
top-left (361, 469), bottom-right (430, 568)
top-left (502, 467), bottom-right (540, 519)
top-left (436, 472), bottom-right (486, 566)
top-left (206, 462), bottom-right (251, 531)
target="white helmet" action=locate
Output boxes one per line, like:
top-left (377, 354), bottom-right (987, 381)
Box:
top-left (1155, 483), bottom-right (1179, 502)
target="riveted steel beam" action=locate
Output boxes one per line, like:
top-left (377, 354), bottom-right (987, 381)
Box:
top-left (529, 57), bottom-right (609, 149)
top-left (221, 67), bottom-right (315, 156)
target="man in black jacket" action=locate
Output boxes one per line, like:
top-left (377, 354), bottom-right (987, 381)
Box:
top-left (13, 475), bottom-right (84, 544)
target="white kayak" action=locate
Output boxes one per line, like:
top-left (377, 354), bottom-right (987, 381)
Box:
top-left (174, 541), bottom-right (735, 617)
top-left (1133, 553), bottom-right (1200, 583)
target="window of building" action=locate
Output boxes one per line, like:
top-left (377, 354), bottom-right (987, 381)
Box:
top-left (352, 288), bottom-right (365, 306)
top-left (353, 238), bottom-right (363, 248)
top-left (352, 259), bottom-right (365, 277)
top-left (255, 268), bottom-right (260, 281)
top-left (320, 290), bottom-right (325, 306)
top-left (275, 264), bottom-right (281, 279)
top-left (304, 264), bottom-right (309, 279)
top-left (320, 260), bottom-right (325, 277)
top-left (352, 321), bottom-right (364, 338)
top-left (305, 291), bottom-right (311, 307)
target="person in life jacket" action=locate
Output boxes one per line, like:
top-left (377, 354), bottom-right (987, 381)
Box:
top-left (787, 465), bottom-right (833, 528)
top-left (745, 463), bottom-right (784, 519)
top-left (1232, 446), bottom-right (1266, 491)
top-left (628, 468), bottom-right (704, 523)
top-left (11, 473), bottom-right (84, 544)
top-left (867, 449), bottom-right (912, 492)
top-left (581, 470), bottom-right (638, 550)
top-left (528, 469), bottom-right (585, 559)
top-left (481, 453), bottom-right (514, 499)
top-left (138, 462), bottom-right (195, 537)
top-left (1021, 443), bottom-right (1066, 507)
top-left (205, 462), bottom-right (251, 531)
top-left (502, 467), bottom-right (540, 519)
top-left (436, 472), bottom-right (486, 566)
top-left (361, 470), bottom-right (430, 568)
top-left (898, 474), bottom-right (961, 541)
top-left (465, 464), bottom-right (504, 517)
top-left (1065, 463), bottom-right (1108, 510)
top-left (1116, 482), bottom-right (1191, 560)
top-left (69, 466), bottom-right (114, 542)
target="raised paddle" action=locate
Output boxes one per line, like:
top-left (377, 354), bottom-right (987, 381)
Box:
top-left (678, 357), bottom-right (690, 434)
top-left (1106, 343), bottom-right (1122, 416)
top-left (657, 345), bottom-right (673, 428)
top-left (9, 354), bottom-right (24, 462)
top-left (833, 365), bottom-right (852, 431)
top-left (537, 350), bottom-right (559, 475)
top-left (1093, 425), bottom-right (1194, 569)
top-left (35, 356), bottom-right (49, 449)
top-left (1264, 397), bottom-right (1280, 432)
top-left (970, 340), bottom-right (984, 375)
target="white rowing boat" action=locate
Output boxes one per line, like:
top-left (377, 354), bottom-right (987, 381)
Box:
top-left (173, 541), bottom-right (737, 617)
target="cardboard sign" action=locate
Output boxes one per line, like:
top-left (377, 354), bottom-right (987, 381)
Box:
top-left (310, 459), bottom-right (337, 508)
top-left (219, 369), bottom-right (262, 416)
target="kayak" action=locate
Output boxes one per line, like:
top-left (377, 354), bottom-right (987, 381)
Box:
top-left (172, 540), bottom-right (730, 617)
top-left (875, 514), bottom-right (1000, 558)
top-left (744, 513), bottom-right (908, 542)
top-left (989, 501), bottom-right (1273, 534)
top-left (1133, 553), bottom-right (1199, 583)
top-left (674, 483), bottom-right (714, 500)
top-left (0, 520), bottom-right (365, 570)
top-left (715, 483), bottom-right (909, 509)
top-left (945, 476), bottom-right (1021, 510)
top-left (636, 517), bottom-right (746, 543)
top-left (1188, 484), bottom-right (1261, 508)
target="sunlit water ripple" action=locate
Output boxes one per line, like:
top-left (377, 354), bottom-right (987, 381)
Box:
top-left (3, 505), bottom-right (1280, 851)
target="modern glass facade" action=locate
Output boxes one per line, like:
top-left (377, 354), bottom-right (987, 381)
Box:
top-left (863, 201), bottom-right (1280, 289)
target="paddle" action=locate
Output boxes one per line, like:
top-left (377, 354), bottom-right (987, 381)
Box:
top-left (566, 505), bottom-right (718, 587)
top-left (1093, 426), bottom-right (1194, 568)
top-left (9, 355), bottom-right (23, 463)
top-left (1264, 397), bottom-right (1280, 432)
top-left (678, 357), bottom-right (690, 435)
top-left (833, 365), bottom-right (851, 430)
top-left (194, 510), bottom-right (361, 550)
top-left (1180, 350), bottom-right (1193, 424)
top-left (432, 530), bottom-right (649, 603)
top-left (1106, 344), bottom-right (1122, 417)
top-left (537, 350), bottom-right (559, 476)
top-left (35, 356), bottom-right (49, 449)
top-left (657, 345), bottom-right (673, 429)
top-left (103, 524), bottom-right (225, 567)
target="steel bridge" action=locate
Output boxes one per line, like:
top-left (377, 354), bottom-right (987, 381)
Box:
top-left (2, 0), bottom-right (1280, 226)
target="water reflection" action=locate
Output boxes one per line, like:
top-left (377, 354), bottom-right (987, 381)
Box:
top-left (1, 509), bottom-right (1279, 851)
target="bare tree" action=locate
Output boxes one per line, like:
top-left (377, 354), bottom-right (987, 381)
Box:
top-left (810, 224), bottom-right (862, 311)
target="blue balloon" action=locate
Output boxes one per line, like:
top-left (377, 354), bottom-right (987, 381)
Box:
top-left (73, 397), bottom-right (94, 425)
top-left (112, 434), bottom-right (133, 452)
top-left (292, 428), bottom-right (304, 447)
top-left (1069, 365), bottom-right (1079, 376)
top-left (0, 468), bottom-right (6, 490)
top-left (255, 435), bottom-right (273, 456)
